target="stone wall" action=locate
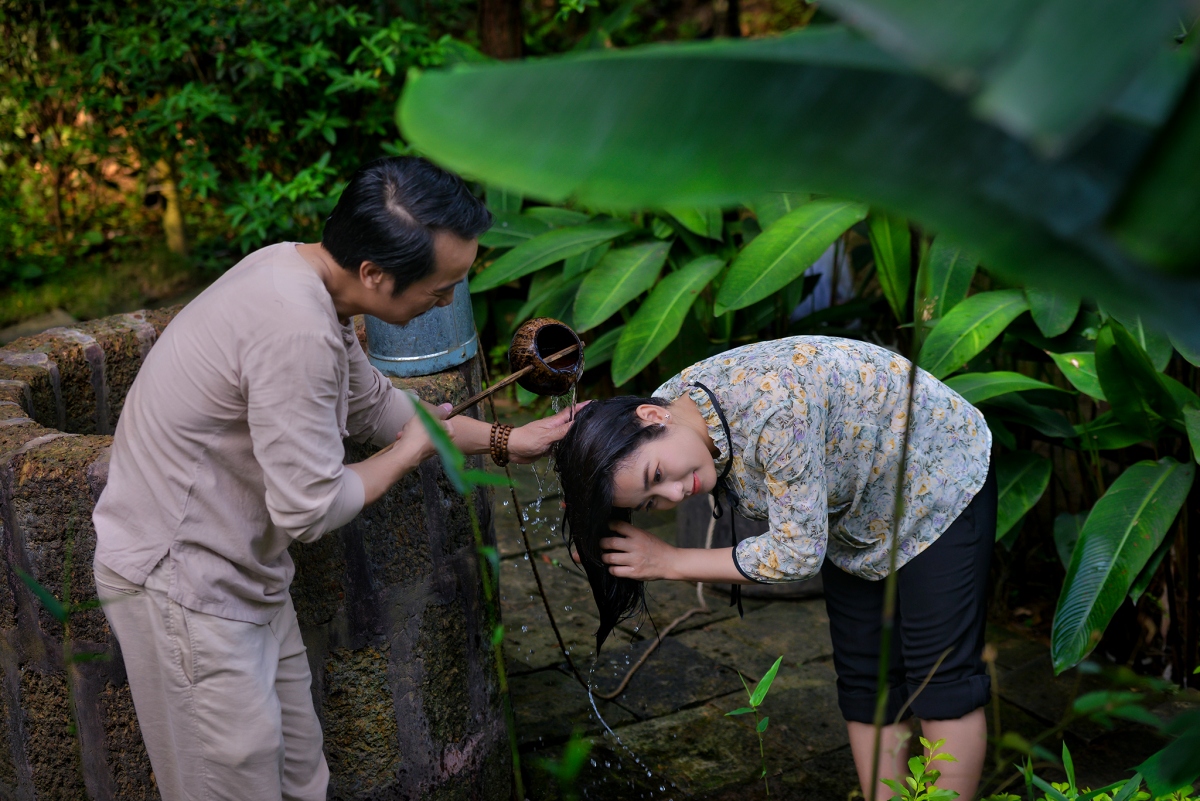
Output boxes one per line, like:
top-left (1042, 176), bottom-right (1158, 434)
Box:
top-left (0, 309), bottom-right (508, 800)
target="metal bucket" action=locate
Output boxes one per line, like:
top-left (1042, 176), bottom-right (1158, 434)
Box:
top-left (365, 278), bottom-right (478, 376)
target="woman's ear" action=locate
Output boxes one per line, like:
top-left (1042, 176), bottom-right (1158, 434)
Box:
top-left (635, 404), bottom-right (670, 425)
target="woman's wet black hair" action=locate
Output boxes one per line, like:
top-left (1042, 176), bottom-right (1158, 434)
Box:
top-left (553, 395), bottom-right (671, 650)
top-left (322, 156), bottom-right (492, 295)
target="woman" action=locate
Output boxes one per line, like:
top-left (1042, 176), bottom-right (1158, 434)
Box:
top-left (554, 336), bottom-right (995, 799)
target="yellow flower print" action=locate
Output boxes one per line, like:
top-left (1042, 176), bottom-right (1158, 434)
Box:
top-left (792, 352), bottom-right (809, 367)
top-left (731, 368), bottom-right (749, 384)
top-left (914, 475), bottom-right (932, 495)
top-left (890, 411), bottom-right (909, 433)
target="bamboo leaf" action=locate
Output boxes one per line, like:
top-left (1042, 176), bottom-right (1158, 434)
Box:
top-left (1026, 288), bottom-right (1080, 339)
top-left (1054, 511), bottom-right (1088, 570)
top-left (725, 707), bottom-right (755, 716)
top-left (995, 451), bottom-right (1052, 541)
top-left (611, 256), bottom-right (725, 385)
top-left (914, 234), bottom-right (976, 325)
top-left (414, 405), bottom-right (468, 493)
top-left (868, 211), bottom-right (911, 321)
top-left (471, 221), bottom-right (632, 292)
top-left (918, 290), bottom-right (1029, 379)
top-left (583, 326), bottom-right (624, 370)
top-left (1051, 457), bottom-right (1195, 673)
top-left (749, 655), bottom-right (784, 707)
top-left (756, 716), bottom-right (770, 733)
top-left (944, 371), bottom-right (1064, 405)
top-left (714, 199), bottom-right (867, 315)
top-left (1048, 351), bottom-right (1105, 401)
top-left (574, 241), bottom-right (671, 331)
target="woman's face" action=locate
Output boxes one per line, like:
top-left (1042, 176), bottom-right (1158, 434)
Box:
top-left (610, 405), bottom-right (718, 512)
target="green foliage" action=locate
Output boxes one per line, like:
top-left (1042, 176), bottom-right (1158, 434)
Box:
top-left (918, 290), bottom-right (1030, 379)
top-left (882, 737), bottom-right (959, 801)
top-left (574, 240), bottom-right (671, 331)
top-left (994, 452), bottom-right (1053, 543)
top-left (714, 198), bottom-right (866, 315)
top-left (1051, 458), bottom-right (1195, 672)
top-left (867, 211), bottom-right (911, 323)
top-left (726, 656), bottom-right (783, 795)
top-left (537, 729), bottom-right (593, 800)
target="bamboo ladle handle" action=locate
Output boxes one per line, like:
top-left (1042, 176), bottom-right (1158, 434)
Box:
top-left (447, 343), bottom-right (580, 418)
top-left (371, 343), bottom-right (581, 459)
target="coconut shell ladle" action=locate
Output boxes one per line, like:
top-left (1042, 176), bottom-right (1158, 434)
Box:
top-left (446, 317), bottom-right (584, 418)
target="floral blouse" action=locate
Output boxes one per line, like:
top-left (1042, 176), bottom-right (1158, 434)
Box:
top-left (654, 336), bottom-right (992, 582)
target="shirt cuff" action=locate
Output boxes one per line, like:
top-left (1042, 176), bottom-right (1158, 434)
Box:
top-left (321, 469), bottom-right (366, 538)
top-left (732, 543), bottom-right (764, 584)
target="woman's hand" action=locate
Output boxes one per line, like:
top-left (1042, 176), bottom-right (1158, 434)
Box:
top-left (599, 521), bottom-right (678, 581)
top-left (507, 401), bottom-right (589, 464)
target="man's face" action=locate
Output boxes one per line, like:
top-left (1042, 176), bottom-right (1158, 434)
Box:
top-left (367, 231), bottom-right (477, 325)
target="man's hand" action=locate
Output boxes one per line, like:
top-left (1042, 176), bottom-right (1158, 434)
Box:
top-left (598, 521), bottom-right (678, 581)
top-left (388, 412), bottom-right (453, 471)
top-left (507, 401), bottom-right (589, 464)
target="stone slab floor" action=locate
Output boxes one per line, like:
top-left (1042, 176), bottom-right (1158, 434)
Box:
top-left (490, 444), bottom-right (1181, 800)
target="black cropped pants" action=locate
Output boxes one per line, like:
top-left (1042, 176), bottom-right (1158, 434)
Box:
top-left (821, 462), bottom-right (997, 723)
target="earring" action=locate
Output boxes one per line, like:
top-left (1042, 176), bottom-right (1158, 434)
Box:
top-left (665, 414), bottom-right (672, 421)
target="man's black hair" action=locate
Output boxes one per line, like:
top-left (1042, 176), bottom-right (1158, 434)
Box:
top-left (322, 157), bottom-right (492, 295)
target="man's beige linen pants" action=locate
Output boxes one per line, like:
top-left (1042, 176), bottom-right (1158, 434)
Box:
top-left (95, 559), bottom-right (329, 801)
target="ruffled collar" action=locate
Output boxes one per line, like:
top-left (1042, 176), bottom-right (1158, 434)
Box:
top-left (685, 383), bottom-right (731, 473)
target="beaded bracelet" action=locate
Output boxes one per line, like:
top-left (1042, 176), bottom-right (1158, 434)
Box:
top-left (489, 423), bottom-right (513, 467)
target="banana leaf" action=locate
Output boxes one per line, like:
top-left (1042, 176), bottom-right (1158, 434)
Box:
top-left (1051, 457), bottom-right (1194, 673)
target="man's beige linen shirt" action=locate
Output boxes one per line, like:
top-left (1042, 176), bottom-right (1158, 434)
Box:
top-left (94, 243), bottom-right (414, 623)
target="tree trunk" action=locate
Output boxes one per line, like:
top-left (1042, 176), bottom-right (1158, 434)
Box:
top-left (156, 159), bottom-right (188, 257)
top-left (478, 0), bottom-right (522, 59)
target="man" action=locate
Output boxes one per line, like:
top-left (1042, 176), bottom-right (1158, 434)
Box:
top-left (93, 157), bottom-right (574, 800)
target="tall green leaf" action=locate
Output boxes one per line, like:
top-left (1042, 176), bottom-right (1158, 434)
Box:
top-left (984, 394), bottom-right (1076, 439)
top-left (751, 192), bottom-right (809, 228)
top-left (1108, 312), bottom-right (1173, 372)
top-left (563, 242), bottom-right (612, 279)
top-left (995, 451), bottom-right (1052, 542)
top-left (1051, 457), bottom-right (1195, 673)
top-left (525, 206), bottom-right (591, 226)
top-left (1094, 321), bottom-right (1178, 439)
top-left (479, 212), bottom-right (551, 248)
top-left (1184, 406), bottom-right (1200, 464)
top-left (471, 220), bottom-right (632, 292)
top-left (715, 199), bottom-right (866, 315)
top-left (867, 211), bottom-right (911, 321)
top-left (918, 289), bottom-right (1029, 379)
top-left (1026, 288), bottom-right (1080, 339)
top-left (944, 371), bottom-right (1064, 405)
top-left (1138, 711), bottom-right (1200, 797)
top-left (667, 207), bottom-right (723, 240)
top-left (1048, 351), bottom-right (1104, 401)
top-left (1170, 333), bottom-right (1200, 368)
top-left (398, 28), bottom-right (1200, 347)
top-left (1074, 412), bottom-right (1145, 451)
top-left (486, 185), bottom-right (523, 213)
top-left (750, 655), bottom-right (784, 707)
top-left (818, 0), bottom-right (1178, 150)
top-left (611, 256), bottom-right (724, 385)
top-left (1129, 530), bottom-right (1174, 604)
top-left (914, 234), bottom-right (976, 325)
top-left (1054, 511), bottom-right (1088, 570)
top-left (584, 326), bottom-right (624, 370)
top-left (574, 241), bottom-right (670, 331)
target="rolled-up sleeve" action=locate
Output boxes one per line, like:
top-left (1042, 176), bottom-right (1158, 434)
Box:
top-left (243, 331), bottom-right (365, 542)
top-left (344, 331), bottom-right (416, 447)
top-left (733, 404), bottom-right (829, 583)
